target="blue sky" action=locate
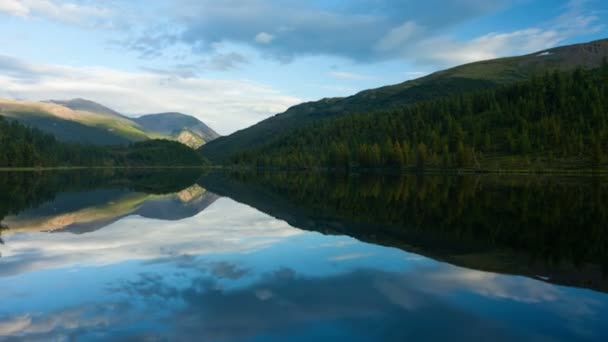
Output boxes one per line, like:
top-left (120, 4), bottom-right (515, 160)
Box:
top-left (0, 0), bottom-right (606, 134)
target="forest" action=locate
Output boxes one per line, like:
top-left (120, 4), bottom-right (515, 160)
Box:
top-left (230, 60), bottom-right (608, 171)
top-left (0, 116), bottom-right (207, 168)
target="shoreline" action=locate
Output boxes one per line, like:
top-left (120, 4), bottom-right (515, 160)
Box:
top-left (1, 165), bottom-right (607, 176)
top-left (0, 166), bottom-right (215, 172)
top-left (216, 165), bottom-right (608, 176)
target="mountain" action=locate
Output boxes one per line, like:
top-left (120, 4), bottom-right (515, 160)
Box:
top-left (226, 64), bottom-right (608, 170)
top-left (0, 98), bottom-right (151, 145)
top-left (200, 38), bottom-right (608, 162)
top-left (0, 116), bottom-right (207, 167)
top-left (134, 112), bottom-right (220, 143)
top-left (0, 98), bottom-right (219, 148)
top-left (49, 98), bottom-right (127, 119)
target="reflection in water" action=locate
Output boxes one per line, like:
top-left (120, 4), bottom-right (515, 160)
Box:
top-left (3, 184), bottom-right (216, 235)
top-left (0, 170), bottom-right (216, 235)
top-left (201, 172), bottom-right (608, 292)
top-left (0, 171), bottom-right (607, 341)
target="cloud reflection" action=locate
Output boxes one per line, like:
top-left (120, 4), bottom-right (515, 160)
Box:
top-left (0, 198), bottom-right (302, 278)
top-left (3, 262), bottom-right (602, 341)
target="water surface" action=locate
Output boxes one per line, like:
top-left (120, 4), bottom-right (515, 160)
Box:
top-left (0, 170), bottom-right (607, 341)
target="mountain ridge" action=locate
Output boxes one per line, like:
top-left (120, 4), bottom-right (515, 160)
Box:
top-left (200, 38), bottom-right (608, 162)
top-left (0, 98), bottom-right (219, 148)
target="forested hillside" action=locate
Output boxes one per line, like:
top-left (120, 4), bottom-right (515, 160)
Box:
top-left (201, 39), bottom-right (608, 162)
top-left (0, 116), bottom-right (207, 168)
top-left (231, 62), bottom-right (608, 171)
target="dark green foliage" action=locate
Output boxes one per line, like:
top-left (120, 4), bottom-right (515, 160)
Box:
top-left (0, 169), bottom-right (206, 223)
top-left (201, 172), bottom-right (608, 290)
top-left (229, 66), bottom-right (608, 170)
top-left (201, 39), bottom-right (608, 162)
top-left (115, 140), bottom-right (207, 167)
top-left (0, 117), bottom-right (207, 167)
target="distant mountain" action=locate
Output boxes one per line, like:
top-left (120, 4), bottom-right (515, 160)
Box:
top-left (0, 98), bottom-right (150, 145)
top-left (201, 38), bottom-right (608, 162)
top-left (49, 98), bottom-right (127, 119)
top-left (0, 98), bottom-right (219, 148)
top-left (134, 112), bottom-right (220, 142)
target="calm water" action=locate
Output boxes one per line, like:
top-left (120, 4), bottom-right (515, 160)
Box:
top-left (0, 170), bottom-right (607, 341)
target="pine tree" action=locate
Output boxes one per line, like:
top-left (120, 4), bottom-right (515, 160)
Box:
top-left (417, 143), bottom-right (428, 170)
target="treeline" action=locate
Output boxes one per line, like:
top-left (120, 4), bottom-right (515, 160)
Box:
top-left (231, 61), bottom-right (608, 170)
top-left (0, 116), bottom-right (206, 167)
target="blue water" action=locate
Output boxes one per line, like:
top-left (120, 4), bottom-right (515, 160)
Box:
top-left (0, 197), bottom-right (607, 341)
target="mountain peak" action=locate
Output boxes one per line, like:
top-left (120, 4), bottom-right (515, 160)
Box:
top-left (49, 98), bottom-right (126, 119)
top-left (135, 112), bottom-right (221, 141)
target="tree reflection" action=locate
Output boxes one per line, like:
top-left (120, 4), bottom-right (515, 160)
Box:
top-left (201, 172), bottom-right (608, 291)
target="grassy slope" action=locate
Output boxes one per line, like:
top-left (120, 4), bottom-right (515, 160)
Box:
top-left (0, 99), bottom-right (152, 144)
top-left (134, 112), bottom-right (221, 143)
top-left (0, 99), bottom-right (215, 147)
top-left (201, 38), bottom-right (608, 162)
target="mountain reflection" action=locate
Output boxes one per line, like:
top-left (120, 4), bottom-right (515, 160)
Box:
top-left (200, 172), bottom-right (608, 292)
top-left (0, 169), bottom-right (216, 236)
top-left (1, 171), bottom-right (608, 341)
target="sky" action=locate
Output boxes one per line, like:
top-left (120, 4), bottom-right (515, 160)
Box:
top-left (0, 0), bottom-right (606, 134)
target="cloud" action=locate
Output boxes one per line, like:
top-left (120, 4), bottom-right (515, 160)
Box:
top-left (0, 54), bottom-right (300, 134)
top-left (375, 21), bottom-right (422, 53)
top-left (328, 252), bottom-right (372, 261)
top-left (412, 29), bottom-right (564, 66)
top-left (393, 0), bottom-right (606, 66)
top-left (122, 0), bottom-right (508, 63)
top-left (11, 264), bottom-right (596, 341)
top-left (208, 52), bottom-right (249, 71)
top-left (0, 0), bottom-right (29, 16)
top-left (0, 198), bottom-right (303, 277)
top-left (329, 71), bottom-right (373, 81)
top-left (0, 304), bottom-right (129, 340)
top-left (118, 0), bottom-right (605, 70)
top-left (0, 0), bottom-right (111, 25)
top-left (254, 32), bottom-right (274, 44)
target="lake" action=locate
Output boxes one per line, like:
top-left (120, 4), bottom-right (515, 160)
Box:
top-left (0, 170), bottom-right (607, 341)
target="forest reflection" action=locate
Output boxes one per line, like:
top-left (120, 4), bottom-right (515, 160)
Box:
top-left (201, 172), bottom-right (608, 292)
top-left (0, 169), bottom-right (208, 235)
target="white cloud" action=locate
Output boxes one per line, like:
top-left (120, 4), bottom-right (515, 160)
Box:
top-left (401, 0), bottom-right (605, 67)
top-left (255, 32), bottom-right (274, 44)
top-left (329, 71), bottom-right (374, 81)
top-left (0, 0), bottom-right (111, 25)
top-left (328, 252), bottom-right (372, 261)
top-left (376, 21), bottom-right (422, 53)
top-left (403, 8), bottom-right (602, 68)
top-left (0, 0), bottom-right (29, 16)
top-left (0, 55), bottom-right (301, 134)
top-left (416, 28), bottom-right (563, 66)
